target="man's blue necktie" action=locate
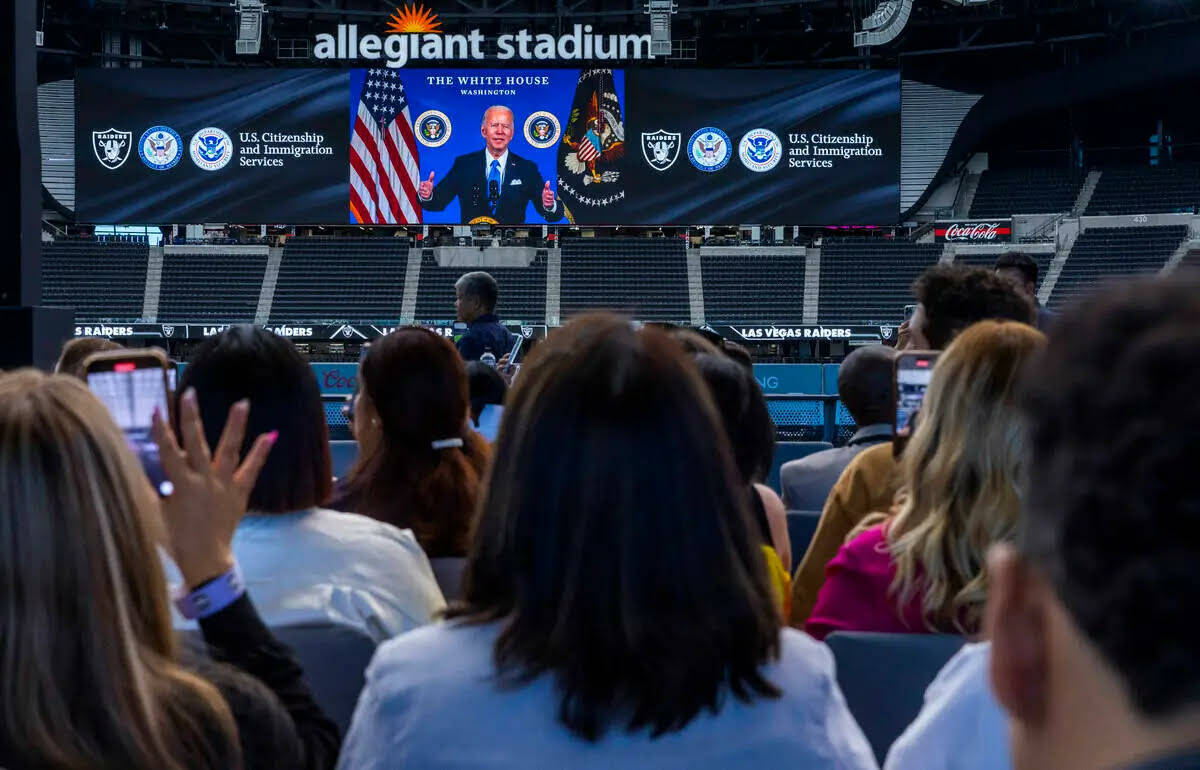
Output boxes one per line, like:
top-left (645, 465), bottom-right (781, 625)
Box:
top-left (488, 159), bottom-right (501, 217)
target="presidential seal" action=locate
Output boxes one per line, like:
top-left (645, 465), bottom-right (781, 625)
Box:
top-left (688, 128), bottom-right (731, 173)
top-left (139, 126), bottom-right (182, 171)
top-left (189, 127), bottom-right (233, 171)
top-left (739, 128), bottom-right (782, 173)
top-left (92, 128), bottom-right (132, 170)
top-left (523, 111), bottom-right (561, 150)
top-left (415, 110), bottom-right (452, 148)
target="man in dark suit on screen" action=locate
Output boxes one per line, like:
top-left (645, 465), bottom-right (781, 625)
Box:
top-left (417, 105), bottom-right (565, 224)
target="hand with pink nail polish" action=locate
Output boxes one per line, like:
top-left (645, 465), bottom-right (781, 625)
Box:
top-left (152, 388), bottom-right (278, 589)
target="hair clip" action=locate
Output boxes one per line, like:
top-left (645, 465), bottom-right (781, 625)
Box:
top-left (431, 437), bottom-right (464, 450)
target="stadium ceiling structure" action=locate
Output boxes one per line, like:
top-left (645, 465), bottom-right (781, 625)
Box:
top-left (37, 0), bottom-right (1200, 76)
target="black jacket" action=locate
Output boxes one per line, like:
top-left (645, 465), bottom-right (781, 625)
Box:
top-left (456, 314), bottom-right (515, 362)
top-left (418, 149), bottom-right (564, 224)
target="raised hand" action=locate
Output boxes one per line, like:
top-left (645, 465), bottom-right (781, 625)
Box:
top-left (542, 180), bottom-right (556, 210)
top-left (152, 388), bottom-right (276, 588)
top-left (419, 171), bottom-right (435, 200)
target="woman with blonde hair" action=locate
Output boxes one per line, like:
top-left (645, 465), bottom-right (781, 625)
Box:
top-left (0, 371), bottom-right (338, 769)
top-left (805, 320), bottom-right (1045, 640)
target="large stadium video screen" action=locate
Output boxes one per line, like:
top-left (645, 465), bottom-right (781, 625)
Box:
top-left (75, 67), bottom-right (900, 225)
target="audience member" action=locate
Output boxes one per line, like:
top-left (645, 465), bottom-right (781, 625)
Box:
top-left (331, 327), bottom-right (489, 557)
top-left (886, 277), bottom-right (1200, 770)
top-left (805, 321), bottom-right (1044, 640)
top-left (454, 271), bottom-right (515, 362)
top-left (780, 345), bottom-right (896, 512)
top-left (53, 335), bottom-right (121, 378)
top-left (176, 325), bottom-right (445, 642)
top-left (987, 278), bottom-right (1200, 770)
top-left (0, 371), bottom-right (338, 769)
top-left (338, 315), bottom-right (876, 769)
top-left (791, 264), bottom-right (1035, 626)
top-left (693, 352), bottom-right (792, 613)
top-left (993, 252), bottom-right (1057, 331)
top-left (466, 359), bottom-right (507, 442)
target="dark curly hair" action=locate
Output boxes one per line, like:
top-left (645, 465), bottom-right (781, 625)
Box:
top-left (1018, 276), bottom-right (1200, 718)
top-left (912, 264), bottom-right (1035, 349)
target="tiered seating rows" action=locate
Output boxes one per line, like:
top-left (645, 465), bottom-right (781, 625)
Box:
top-left (159, 251), bottom-right (267, 322)
top-left (817, 239), bottom-right (943, 325)
top-left (1050, 226), bottom-right (1188, 308)
top-left (701, 251), bottom-right (805, 324)
top-left (271, 238), bottom-right (410, 324)
top-left (414, 253), bottom-right (547, 324)
top-left (41, 241), bottom-right (148, 320)
top-left (561, 239), bottom-right (689, 323)
top-left (1085, 164), bottom-right (1200, 215)
top-left (969, 167), bottom-right (1083, 218)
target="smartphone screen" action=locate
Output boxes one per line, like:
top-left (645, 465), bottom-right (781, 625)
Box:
top-left (893, 351), bottom-right (939, 456)
top-left (86, 355), bottom-right (174, 497)
top-left (504, 334), bottom-right (524, 372)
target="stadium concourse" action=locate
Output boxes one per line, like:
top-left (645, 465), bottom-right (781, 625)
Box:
top-left (5, 0), bottom-right (1200, 768)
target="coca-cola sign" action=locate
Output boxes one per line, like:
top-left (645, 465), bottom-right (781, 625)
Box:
top-left (935, 219), bottom-right (1012, 243)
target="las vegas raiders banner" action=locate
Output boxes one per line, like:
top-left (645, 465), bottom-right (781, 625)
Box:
top-left (76, 67), bottom-right (899, 225)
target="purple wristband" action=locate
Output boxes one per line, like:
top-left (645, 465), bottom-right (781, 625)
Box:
top-left (174, 563), bottom-right (246, 620)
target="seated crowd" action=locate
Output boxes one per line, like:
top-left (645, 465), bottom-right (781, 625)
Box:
top-left (1, 264), bottom-right (1197, 769)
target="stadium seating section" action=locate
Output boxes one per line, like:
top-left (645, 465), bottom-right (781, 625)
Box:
top-left (414, 251), bottom-right (547, 323)
top-left (1050, 225), bottom-right (1187, 308)
top-left (953, 250), bottom-right (1053, 295)
top-left (561, 238), bottom-right (689, 323)
top-left (41, 240), bottom-right (148, 320)
top-left (159, 250), bottom-right (267, 322)
top-left (701, 250), bottom-right (805, 324)
top-left (272, 237), bottom-right (409, 323)
top-left (1085, 163), bottom-right (1200, 215)
top-left (818, 239), bottom-right (942, 324)
top-left (969, 167), bottom-right (1084, 218)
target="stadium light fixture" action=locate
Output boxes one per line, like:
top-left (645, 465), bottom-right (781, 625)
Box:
top-left (644, 0), bottom-right (678, 58)
top-left (852, 0), bottom-right (912, 47)
top-left (234, 0), bottom-right (266, 56)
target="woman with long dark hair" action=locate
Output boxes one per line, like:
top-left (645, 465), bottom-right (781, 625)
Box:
top-left (332, 327), bottom-right (489, 557)
top-left (337, 315), bottom-right (875, 768)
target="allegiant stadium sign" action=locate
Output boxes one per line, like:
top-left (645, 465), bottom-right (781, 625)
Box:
top-left (314, 4), bottom-right (654, 68)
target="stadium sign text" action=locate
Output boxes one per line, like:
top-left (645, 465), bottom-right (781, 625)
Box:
top-left (736, 326), bottom-right (853, 340)
top-left (934, 219), bottom-right (1012, 243)
top-left (314, 4), bottom-right (653, 68)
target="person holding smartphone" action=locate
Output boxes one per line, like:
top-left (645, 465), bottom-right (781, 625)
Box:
top-left (453, 271), bottom-right (516, 362)
top-left (790, 265), bottom-right (1035, 627)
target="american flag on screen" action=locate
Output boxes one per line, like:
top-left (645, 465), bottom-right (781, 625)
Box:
top-left (350, 69), bottom-right (421, 224)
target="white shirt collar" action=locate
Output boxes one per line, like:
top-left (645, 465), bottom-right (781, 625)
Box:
top-left (485, 149), bottom-right (509, 184)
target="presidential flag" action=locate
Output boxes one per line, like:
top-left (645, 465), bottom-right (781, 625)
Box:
top-left (557, 69), bottom-right (627, 224)
top-left (350, 69), bottom-right (421, 224)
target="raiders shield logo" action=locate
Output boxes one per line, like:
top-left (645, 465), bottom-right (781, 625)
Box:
top-left (641, 130), bottom-right (681, 172)
top-left (160, 325), bottom-right (175, 338)
top-left (93, 128), bottom-right (132, 170)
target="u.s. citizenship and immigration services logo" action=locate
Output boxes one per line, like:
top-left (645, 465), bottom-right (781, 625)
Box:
top-left (92, 128), bottom-right (132, 170)
top-left (688, 128), bottom-right (731, 172)
top-left (739, 128), bottom-right (782, 173)
top-left (524, 111), bottom-right (561, 150)
top-left (189, 127), bottom-right (233, 171)
top-left (641, 129), bottom-right (681, 172)
top-left (415, 110), bottom-right (452, 148)
top-left (139, 126), bottom-right (182, 171)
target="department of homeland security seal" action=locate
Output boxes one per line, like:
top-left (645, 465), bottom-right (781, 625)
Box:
top-left (688, 128), bottom-right (731, 172)
top-left (189, 127), bottom-right (233, 171)
top-left (139, 126), bottom-right (182, 171)
top-left (415, 110), bottom-right (452, 148)
top-left (523, 111), bottom-right (561, 150)
top-left (738, 128), bottom-right (782, 173)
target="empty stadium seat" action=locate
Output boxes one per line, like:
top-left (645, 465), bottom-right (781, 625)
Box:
top-left (41, 240), bottom-right (148, 320)
top-left (818, 238), bottom-right (942, 324)
top-left (272, 237), bottom-right (410, 323)
top-left (561, 238), bottom-right (689, 322)
top-left (158, 250), bottom-right (267, 322)
top-left (766, 441), bottom-right (833, 494)
top-left (1085, 163), bottom-right (1200, 215)
top-left (329, 439), bottom-right (358, 479)
top-left (700, 250), bottom-right (805, 323)
top-left (414, 252), bottom-right (547, 323)
top-left (969, 167), bottom-right (1084, 218)
top-left (785, 510), bottom-right (821, 558)
top-left (825, 631), bottom-right (966, 764)
top-left (181, 622), bottom-right (377, 734)
top-left (1050, 225), bottom-right (1187, 308)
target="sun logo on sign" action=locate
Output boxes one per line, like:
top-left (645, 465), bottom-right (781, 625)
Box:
top-left (386, 4), bottom-right (442, 34)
